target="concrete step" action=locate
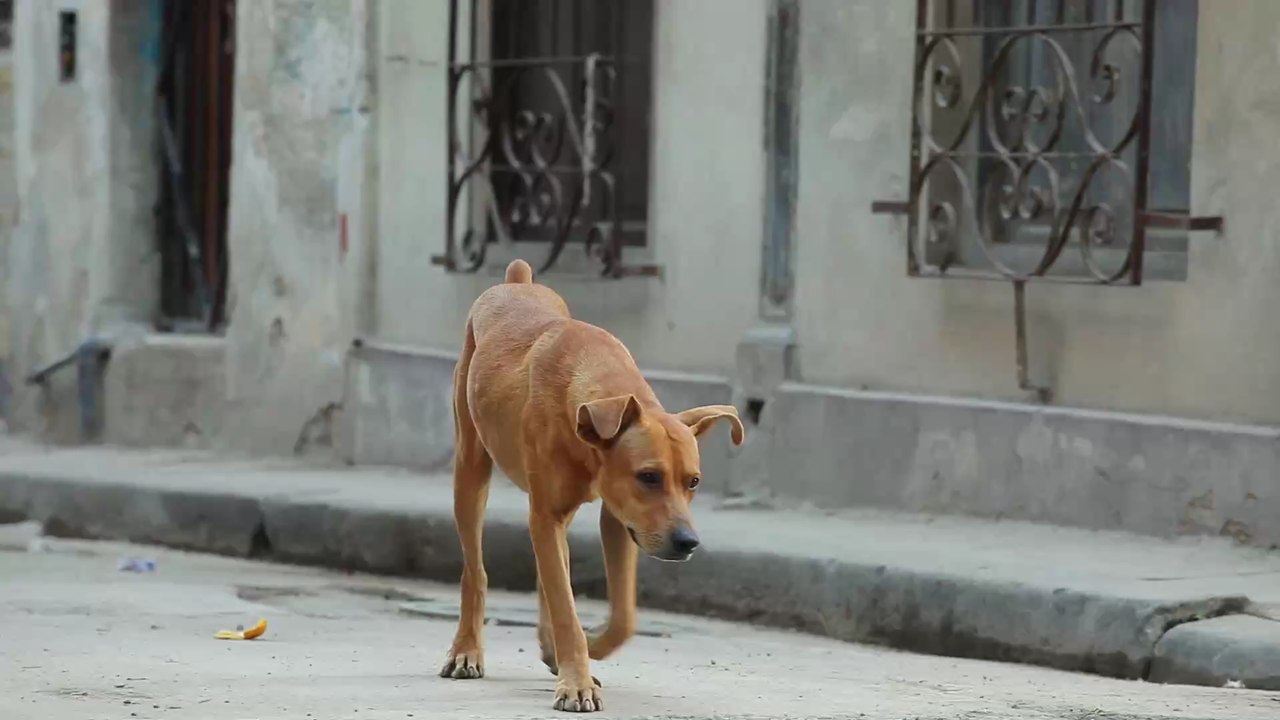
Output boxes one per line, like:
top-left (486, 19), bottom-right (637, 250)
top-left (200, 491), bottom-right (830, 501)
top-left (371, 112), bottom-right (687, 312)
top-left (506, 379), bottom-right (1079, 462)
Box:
top-left (1, 435), bottom-right (1279, 691)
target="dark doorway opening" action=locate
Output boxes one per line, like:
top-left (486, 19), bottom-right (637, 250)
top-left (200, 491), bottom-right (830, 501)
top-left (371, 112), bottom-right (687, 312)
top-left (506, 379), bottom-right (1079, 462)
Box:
top-left (155, 0), bottom-right (235, 332)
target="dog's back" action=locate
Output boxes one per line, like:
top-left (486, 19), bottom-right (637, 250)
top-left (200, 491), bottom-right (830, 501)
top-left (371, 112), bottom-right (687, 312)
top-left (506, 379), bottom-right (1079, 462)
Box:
top-left (468, 260), bottom-right (570, 346)
top-left (461, 260), bottom-right (574, 485)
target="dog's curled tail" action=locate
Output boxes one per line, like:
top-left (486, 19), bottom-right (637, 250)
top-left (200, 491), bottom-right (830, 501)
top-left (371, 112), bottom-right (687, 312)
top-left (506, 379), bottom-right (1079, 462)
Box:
top-left (504, 259), bottom-right (533, 284)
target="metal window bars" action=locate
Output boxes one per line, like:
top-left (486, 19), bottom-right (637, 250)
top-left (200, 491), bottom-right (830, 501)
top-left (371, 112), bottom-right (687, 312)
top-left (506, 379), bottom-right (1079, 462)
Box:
top-left (432, 0), bottom-right (659, 278)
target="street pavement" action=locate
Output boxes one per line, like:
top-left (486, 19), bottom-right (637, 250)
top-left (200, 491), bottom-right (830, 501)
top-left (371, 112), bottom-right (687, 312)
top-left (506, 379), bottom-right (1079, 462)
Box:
top-left (5, 436), bottom-right (1280, 688)
top-left (2, 533), bottom-right (1277, 720)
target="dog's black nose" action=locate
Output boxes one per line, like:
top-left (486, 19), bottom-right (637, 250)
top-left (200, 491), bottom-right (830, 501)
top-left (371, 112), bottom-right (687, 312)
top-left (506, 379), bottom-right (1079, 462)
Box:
top-left (669, 527), bottom-right (700, 555)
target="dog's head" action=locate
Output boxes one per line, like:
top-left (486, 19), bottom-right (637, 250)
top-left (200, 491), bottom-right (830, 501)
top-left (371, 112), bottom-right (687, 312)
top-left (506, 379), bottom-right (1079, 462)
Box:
top-left (576, 395), bottom-right (745, 562)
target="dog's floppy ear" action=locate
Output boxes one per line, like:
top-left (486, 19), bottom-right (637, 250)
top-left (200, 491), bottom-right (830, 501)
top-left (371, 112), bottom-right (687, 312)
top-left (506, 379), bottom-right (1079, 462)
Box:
top-left (576, 394), bottom-right (642, 447)
top-left (676, 405), bottom-right (746, 446)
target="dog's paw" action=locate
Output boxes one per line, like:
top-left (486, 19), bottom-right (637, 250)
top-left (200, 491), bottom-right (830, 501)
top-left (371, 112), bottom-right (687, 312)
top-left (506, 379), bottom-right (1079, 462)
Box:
top-left (553, 675), bottom-right (604, 713)
top-left (439, 648), bottom-right (484, 679)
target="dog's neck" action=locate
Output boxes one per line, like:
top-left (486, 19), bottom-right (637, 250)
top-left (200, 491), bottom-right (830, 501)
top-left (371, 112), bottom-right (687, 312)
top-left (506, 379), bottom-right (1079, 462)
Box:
top-left (565, 351), bottom-right (663, 415)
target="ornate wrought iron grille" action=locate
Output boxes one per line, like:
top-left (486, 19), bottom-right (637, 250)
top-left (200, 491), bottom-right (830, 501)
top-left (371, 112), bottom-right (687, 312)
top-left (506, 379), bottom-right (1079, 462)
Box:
top-left (873, 0), bottom-right (1219, 287)
top-left (434, 0), bottom-right (658, 278)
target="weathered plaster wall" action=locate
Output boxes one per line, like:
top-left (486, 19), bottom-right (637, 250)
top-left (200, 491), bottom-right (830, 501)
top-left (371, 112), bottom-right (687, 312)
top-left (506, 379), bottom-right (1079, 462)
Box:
top-left (221, 0), bottom-right (375, 456)
top-left (3, 0), bottom-right (159, 436)
top-left (790, 0), bottom-right (1280, 426)
top-left (371, 0), bottom-right (767, 379)
top-left (0, 45), bottom-right (16, 423)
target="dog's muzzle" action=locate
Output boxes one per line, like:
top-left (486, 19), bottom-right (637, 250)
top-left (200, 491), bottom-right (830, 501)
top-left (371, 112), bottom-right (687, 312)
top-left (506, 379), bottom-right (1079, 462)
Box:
top-left (628, 526), bottom-right (700, 563)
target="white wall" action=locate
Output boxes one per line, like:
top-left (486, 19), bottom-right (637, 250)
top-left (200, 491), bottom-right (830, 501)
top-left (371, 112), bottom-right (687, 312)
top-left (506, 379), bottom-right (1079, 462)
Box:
top-left (221, 0), bottom-right (375, 455)
top-left (790, 0), bottom-right (1280, 426)
top-left (0, 45), bottom-right (16, 407)
top-left (372, 0), bottom-right (768, 377)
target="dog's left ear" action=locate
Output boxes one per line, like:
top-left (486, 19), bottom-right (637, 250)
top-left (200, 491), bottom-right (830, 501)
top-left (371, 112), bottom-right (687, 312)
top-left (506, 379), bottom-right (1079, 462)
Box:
top-left (576, 394), bottom-right (642, 447)
top-left (676, 405), bottom-right (746, 446)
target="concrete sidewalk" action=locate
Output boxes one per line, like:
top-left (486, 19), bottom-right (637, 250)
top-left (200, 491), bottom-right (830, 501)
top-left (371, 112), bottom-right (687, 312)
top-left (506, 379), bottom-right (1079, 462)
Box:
top-left (2, 436), bottom-right (1279, 691)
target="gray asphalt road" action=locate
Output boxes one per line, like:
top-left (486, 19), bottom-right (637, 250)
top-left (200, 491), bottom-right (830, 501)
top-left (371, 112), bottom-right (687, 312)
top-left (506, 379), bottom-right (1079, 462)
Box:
top-left (1, 533), bottom-right (1276, 719)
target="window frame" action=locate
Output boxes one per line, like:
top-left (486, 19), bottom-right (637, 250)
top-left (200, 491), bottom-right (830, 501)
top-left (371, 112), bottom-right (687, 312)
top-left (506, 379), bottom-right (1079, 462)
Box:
top-left (434, 0), bottom-right (660, 279)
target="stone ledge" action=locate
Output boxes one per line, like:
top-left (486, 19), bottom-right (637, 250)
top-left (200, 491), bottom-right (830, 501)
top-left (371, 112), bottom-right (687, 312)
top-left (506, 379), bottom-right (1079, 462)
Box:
top-left (752, 382), bottom-right (1280, 548)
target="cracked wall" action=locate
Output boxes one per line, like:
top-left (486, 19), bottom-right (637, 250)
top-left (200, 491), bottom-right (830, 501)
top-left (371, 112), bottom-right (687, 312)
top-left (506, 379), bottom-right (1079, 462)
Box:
top-left (220, 0), bottom-right (375, 457)
top-left (2, 0), bottom-right (159, 438)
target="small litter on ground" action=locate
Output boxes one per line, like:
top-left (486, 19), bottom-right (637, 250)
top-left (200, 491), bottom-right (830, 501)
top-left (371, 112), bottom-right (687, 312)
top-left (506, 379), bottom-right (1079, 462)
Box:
top-left (117, 558), bottom-right (157, 573)
top-left (214, 618), bottom-right (268, 640)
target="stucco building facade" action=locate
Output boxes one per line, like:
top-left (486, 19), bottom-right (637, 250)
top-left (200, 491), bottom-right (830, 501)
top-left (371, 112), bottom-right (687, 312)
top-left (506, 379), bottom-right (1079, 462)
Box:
top-left (2, 1), bottom-right (1277, 546)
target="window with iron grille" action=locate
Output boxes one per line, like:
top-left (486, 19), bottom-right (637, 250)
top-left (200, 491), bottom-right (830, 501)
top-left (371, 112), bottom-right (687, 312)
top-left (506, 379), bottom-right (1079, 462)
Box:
top-left (435, 0), bottom-right (658, 278)
top-left (874, 0), bottom-right (1217, 286)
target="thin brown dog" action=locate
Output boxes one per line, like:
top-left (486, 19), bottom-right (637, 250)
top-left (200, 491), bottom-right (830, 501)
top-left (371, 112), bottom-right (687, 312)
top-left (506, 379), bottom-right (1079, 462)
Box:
top-left (439, 259), bottom-right (745, 712)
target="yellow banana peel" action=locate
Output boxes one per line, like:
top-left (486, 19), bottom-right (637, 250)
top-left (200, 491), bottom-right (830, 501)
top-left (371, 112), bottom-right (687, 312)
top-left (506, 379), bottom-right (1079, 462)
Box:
top-left (214, 618), bottom-right (268, 640)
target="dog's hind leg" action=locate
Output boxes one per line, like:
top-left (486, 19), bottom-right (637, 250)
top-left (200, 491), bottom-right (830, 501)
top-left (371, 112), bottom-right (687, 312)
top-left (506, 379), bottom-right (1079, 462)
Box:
top-left (441, 320), bottom-right (493, 680)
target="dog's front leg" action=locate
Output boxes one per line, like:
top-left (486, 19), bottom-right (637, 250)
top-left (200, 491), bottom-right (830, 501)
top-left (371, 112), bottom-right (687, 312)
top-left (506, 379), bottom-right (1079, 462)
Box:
top-left (530, 510), bottom-right (603, 712)
top-left (587, 505), bottom-right (636, 660)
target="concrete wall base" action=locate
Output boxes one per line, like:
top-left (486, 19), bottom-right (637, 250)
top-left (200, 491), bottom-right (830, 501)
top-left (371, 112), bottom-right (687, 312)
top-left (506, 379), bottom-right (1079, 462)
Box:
top-left (103, 335), bottom-right (227, 450)
top-left (750, 383), bottom-right (1280, 548)
top-left (85, 336), bottom-right (1280, 548)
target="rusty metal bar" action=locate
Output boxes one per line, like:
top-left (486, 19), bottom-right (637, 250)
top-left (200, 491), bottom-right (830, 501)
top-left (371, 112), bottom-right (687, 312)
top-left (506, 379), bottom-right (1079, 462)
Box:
top-left (435, 0), bottom-right (462, 271)
top-left (448, 54), bottom-right (633, 69)
top-left (1139, 211), bottom-right (1223, 233)
top-left (1013, 281), bottom-right (1051, 403)
top-left (1129, 0), bottom-right (1158, 285)
top-left (871, 200), bottom-right (910, 215)
top-left (907, 266), bottom-right (1147, 286)
top-left (918, 21), bottom-right (1140, 36)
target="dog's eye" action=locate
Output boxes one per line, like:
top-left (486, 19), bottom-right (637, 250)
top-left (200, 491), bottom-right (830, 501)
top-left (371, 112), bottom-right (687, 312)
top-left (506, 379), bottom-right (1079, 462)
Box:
top-left (688, 477), bottom-right (701, 490)
top-left (636, 471), bottom-right (662, 488)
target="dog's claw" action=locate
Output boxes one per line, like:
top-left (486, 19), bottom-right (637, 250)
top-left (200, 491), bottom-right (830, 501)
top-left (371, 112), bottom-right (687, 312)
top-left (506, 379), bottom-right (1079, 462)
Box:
top-left (439, 650), bottom-right (484, 680)
top-left (553, 678), bottom-right (603, 713)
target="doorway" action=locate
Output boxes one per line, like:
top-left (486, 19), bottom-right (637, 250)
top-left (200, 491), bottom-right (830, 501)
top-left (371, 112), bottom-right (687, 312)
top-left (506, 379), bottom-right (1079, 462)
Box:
top-left (155, 0), bottom-right (235, 332)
